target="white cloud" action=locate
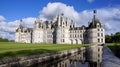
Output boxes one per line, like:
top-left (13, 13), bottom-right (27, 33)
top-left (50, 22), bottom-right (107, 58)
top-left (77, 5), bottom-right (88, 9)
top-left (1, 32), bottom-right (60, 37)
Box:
top-left (22, 17), bottom-right (36, 28)
top-left (0, 16), bottom-right (5, 22)
top-left (87, 0), bottom-right (94, 3)
top-left (0, 17), bottom-right (36, 40)
top-left (77, 7), bottom-right (120, 34)
top-left (39, 2), bottom-right (81, 23)
top-left (0, 2), bottom-right (120, 40)
top-left (104, 23), bottom-right (112, 30)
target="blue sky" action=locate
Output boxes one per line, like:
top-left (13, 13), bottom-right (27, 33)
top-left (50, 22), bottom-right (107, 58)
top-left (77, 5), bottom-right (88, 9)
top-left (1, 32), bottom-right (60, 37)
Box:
top-left (0, 0), bottom-right (120, 21)
top-left (0, 0), bottom-right (120, 40)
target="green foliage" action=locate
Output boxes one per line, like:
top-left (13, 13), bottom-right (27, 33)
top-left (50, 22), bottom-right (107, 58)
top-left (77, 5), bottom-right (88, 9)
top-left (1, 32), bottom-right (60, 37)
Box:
top-left (105, 32), bottom-right (120, 43)
top-left (0, 42), bottom-right (91, 59)
top-left (0, 38), bottom-right (9, 42)
top-left (105, 35), bottom-right (112, 43)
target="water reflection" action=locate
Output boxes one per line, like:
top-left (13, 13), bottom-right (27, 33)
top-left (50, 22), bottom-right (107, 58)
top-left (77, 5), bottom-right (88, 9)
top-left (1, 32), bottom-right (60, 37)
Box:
top-left (29, 45), bottom-right (103, 67)
top-left (29, 57), bottom-right (89, 67)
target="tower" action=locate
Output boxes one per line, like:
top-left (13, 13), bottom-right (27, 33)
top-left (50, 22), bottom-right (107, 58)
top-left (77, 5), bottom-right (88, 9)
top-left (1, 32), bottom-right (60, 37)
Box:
top-left (32, 17), bottom-right (44, 43)
top-left (15, 20), bottom-right (23, 42)
top-left (53, 13), bottom-right (70, 44)
top-left (85, 10), bottom-right (105, 45)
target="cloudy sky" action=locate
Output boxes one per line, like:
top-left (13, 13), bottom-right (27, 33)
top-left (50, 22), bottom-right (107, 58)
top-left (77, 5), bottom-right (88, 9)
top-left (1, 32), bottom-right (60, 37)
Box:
top-left (0, 0), bottom-right (120, 40)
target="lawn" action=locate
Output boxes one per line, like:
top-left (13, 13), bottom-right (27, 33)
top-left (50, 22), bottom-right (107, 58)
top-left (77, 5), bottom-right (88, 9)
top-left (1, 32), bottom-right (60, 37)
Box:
top-left (0, 42), bottom-right (91, 59)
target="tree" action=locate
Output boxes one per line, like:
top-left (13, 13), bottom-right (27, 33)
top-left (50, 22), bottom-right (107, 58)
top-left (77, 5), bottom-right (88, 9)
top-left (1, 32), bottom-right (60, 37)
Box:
top-left (105, 32), bottom-right (120, 43)
top-left (105, 35), bottom-right (112, 43)
top-left (0, 38), bottom-right (9, 42)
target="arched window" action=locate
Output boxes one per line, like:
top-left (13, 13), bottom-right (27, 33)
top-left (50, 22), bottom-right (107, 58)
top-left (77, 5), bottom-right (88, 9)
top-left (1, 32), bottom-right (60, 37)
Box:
top-left (97, 23), bottom-right (100, 27)
top-left (98, 39), bottom-right (100, 42)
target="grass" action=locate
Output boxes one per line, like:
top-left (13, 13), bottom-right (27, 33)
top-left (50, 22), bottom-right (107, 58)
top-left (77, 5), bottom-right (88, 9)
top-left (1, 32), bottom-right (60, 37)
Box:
top-left (0, 42), bottom-right (91, 59)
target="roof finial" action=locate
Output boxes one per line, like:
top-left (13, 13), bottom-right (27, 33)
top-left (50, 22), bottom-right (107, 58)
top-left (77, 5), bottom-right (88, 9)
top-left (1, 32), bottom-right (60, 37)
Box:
top-left (20, 19), bottom-right (23, 26)
top-left (94, 10), bottom-right (97, 14)
top-left (93, 10), bottom-right (97, 19)
top-left (61, 13), bottom-right (64, 16)
top-left (94, 10), bottom-right (97, 15)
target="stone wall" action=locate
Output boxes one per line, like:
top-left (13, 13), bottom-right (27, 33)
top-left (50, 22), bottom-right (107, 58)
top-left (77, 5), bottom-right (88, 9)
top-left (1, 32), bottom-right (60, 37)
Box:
top-left (0, 45), bottom-right (103, 67)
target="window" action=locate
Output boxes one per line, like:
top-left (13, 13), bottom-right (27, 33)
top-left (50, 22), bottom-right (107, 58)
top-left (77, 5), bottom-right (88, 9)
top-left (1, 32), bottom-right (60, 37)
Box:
top-left (80, 34), bottom-right (82, 38)
top-left (62, 35), bottom-right (64, 37)
top-left (98, 59), bottom-right (100, 62)
top-left (63, 39), bottom-right (64, 42)
top-left (98, 48), bottom-right (100, 52)
top-left (98, 29), bottom-right (99, 31)
top-left (101, 39), bottom-right (103, 42)
top-left (98, 33), bottom-right (100, 37)
top-left (98, 54), bottom-right (100, 57)
top-left (97, 25), bottom-right (100, 27)
top-left (101, 29), bottom-right (103, 31)
top-left (70, 35), bottom-right (71, 38)
top-left (80, 31), bottom-right (82, 33)
top-left (97, 24), bottom-right (100, 27)
top-left (98, 39), bottom-right (100, 43)
top-left (101, 33), bottom-right (103, 37)
top-left (63, 22), bottom-right (64, 24)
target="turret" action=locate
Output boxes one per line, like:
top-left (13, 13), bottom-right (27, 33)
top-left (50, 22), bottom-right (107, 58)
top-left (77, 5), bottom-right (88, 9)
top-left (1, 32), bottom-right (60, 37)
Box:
top-left (34, 17), bottom-right (42, 29)
top-left (16, 20), bottom-right (24, 32)
top-left (86, 10), bottom-right (105, 45)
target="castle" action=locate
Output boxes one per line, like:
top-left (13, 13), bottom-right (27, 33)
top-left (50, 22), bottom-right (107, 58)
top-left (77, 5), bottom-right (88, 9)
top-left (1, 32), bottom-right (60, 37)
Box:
top-left (15, 10), bottom-right (105, 44)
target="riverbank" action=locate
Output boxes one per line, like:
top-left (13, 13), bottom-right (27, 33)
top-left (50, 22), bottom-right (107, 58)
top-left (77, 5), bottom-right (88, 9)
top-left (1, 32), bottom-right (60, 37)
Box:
top-left (0, 42), bottom-right (91, 59)
top-left (106, 43), bottom-right (120, 58)
top-left (102, 45), bottom-right (120, 67)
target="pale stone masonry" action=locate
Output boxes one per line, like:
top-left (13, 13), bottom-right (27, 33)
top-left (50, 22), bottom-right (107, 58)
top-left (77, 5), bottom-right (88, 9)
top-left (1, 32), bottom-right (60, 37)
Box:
top-left (15, 10), bottom-right (105, 44)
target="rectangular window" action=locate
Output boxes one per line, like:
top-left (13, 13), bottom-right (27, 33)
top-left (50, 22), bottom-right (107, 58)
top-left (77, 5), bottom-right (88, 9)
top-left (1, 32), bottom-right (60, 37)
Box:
top-left (101, 33), bottom-right (103, 37)
top-left (98, 33), bottom-right (100, 37)
top-left (98, 29), bottom-right (99, 31)
top-left (98, 39), bottom-right (100, 43)
top-left (101, 29), bottom-right (103, 31)
top-left (101, 39), bottom-right (103, 42)
top-left (63, 39), bottom-right (64, 42)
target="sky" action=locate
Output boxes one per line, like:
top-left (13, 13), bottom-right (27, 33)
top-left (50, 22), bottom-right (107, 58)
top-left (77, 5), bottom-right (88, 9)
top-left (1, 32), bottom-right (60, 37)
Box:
top-left (0, 0), bottom-right (120, 40)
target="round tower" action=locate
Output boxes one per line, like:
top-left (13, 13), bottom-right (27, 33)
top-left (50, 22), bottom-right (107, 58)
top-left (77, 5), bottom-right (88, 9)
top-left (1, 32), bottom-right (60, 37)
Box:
top-left (87, 10), bottom-right (105, 45)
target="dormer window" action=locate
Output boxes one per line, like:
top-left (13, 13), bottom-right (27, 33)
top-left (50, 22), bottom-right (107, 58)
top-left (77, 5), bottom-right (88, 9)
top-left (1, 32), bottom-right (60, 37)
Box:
top-left (98, 29), bottom-right (99, 31)
top-left (97, 25), bottom-right (100, 27)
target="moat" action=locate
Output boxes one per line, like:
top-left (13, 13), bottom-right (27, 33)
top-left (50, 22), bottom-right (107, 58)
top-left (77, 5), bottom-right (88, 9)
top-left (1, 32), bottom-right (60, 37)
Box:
top-left (0, 45), bottom-right (120, 67)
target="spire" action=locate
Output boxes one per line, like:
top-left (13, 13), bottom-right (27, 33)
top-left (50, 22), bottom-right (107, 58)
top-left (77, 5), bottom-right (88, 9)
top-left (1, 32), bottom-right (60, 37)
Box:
top-left (18, 19), bottom-right (23, 29)
top-left (19, 19), bottom-right (23, 27)
top-left (93, 10), bottom-right (97, 19)
top-left (93, 10), bottom-right (97, 26)
top-left (36, 17), bottom-right (41, 23)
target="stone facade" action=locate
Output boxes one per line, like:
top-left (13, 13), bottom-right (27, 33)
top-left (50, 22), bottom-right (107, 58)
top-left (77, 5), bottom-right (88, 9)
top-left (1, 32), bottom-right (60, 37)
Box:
top-left (15, 10), bottom-right (105, 44)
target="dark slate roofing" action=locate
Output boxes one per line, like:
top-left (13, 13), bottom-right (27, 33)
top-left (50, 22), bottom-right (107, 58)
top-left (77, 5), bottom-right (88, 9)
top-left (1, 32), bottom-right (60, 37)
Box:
top-left (88, 10), bottom-right (102, 28)
top-left (69, 25), bottom-right (86, 30)
top-left (16, 25), bottom-right (33, 32)
top-left (16, 24), bottom-right (24, 32)
top-left (88, 17), bottom-right (102, 28)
